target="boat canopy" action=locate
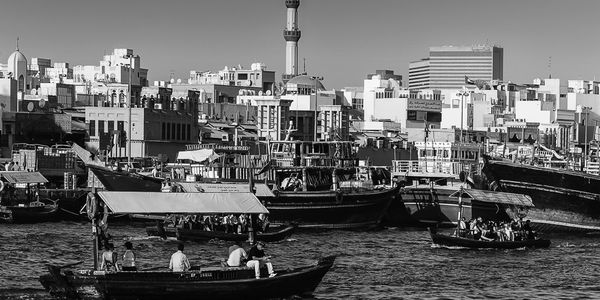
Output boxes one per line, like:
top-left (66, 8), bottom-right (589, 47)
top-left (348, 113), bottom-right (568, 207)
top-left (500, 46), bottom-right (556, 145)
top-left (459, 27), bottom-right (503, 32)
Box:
top-left (176, 183), bottom-right (275, 197)
top-left (450, 189), bottom-right (534, 207)
top-left (97, 191), bottom-right (269, 214)
top-left (176, 149), bottom-right (221, 163)
top-left (403, 172), bottom-right (456, 180)
top-left (0, 171), bottom-right (48, 184)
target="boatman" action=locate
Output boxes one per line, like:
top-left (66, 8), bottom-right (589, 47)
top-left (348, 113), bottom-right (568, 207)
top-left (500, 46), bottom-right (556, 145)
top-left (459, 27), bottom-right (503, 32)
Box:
top-left (169, 243), bottom-right (191, 272)
top-left (246, 242), bottom-right (276, 279)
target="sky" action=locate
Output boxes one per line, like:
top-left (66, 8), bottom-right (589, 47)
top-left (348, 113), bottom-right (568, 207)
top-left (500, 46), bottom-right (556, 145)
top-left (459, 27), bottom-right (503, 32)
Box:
top-left (1, 0), bottom-right (600, 89)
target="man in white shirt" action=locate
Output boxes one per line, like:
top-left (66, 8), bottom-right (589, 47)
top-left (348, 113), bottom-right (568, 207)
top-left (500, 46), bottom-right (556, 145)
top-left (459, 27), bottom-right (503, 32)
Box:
top-left (227, 242), bottom-right (247, 267)
top-left (169, 243), bottom-right (191, 272)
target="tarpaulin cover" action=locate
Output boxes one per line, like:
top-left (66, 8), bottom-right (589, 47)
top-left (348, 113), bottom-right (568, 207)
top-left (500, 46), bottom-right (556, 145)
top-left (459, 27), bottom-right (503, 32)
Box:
top-left (449, 189), bottom-right (534, 207)
top-left (176, 149), bottom-right (221, 163)
top-left (71, 143), bottom-right (104, 167)
top-left (0, 171), bottom-right (48, 184)
top-left (176, 183), bottom-right (275, 197)
top-left (97, 191), bottom-right (269, 214)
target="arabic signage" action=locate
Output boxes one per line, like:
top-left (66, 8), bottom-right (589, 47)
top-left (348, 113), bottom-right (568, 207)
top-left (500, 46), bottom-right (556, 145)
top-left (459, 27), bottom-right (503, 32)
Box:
top-left (407, 98), bottom-right (442, 112)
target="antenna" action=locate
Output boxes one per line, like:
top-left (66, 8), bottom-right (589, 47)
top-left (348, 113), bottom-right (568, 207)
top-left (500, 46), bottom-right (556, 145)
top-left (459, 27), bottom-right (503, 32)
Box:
top-left (170, 70), bottom-right (175, 81)
top-left (548, 56), bottom-right (552, 79)
top-left (303, 58), bottom-right (306, 74)
top-left (16, 36), bottom-right (19, 51)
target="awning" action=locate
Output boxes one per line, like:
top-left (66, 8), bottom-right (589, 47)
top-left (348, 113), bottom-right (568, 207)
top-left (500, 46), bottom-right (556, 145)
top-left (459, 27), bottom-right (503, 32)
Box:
top-left (97, 191), bottom-right (269, 214)
top-left (450, 189), bottom-right (534, 207)
top-left (176, 149), bottom-right (221, 163)
top-left (0, 171), bottom-right (48, 184)
top-left (176, 183), bottom-right (275, 197)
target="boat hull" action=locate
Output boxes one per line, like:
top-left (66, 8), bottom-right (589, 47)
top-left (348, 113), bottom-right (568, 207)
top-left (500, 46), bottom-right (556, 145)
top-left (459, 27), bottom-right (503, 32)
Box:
top-left (386, 186), bottom-right (508, 228)
top-left (1, 204), bottom-right (59, 223)
top-left (265, 187), bottom-right (397, 230)
top-left (40, 256), bottom-right (335, 300)
top-left (482, 159), bottom-right (600, 232)
top-left (428, 228), bottom-right (551, 249)
top-left (89, 166), bottom-right (163, 192)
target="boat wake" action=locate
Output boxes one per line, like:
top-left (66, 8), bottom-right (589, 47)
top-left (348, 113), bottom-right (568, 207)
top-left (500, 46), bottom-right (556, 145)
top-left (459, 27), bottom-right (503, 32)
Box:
top-left (124, 236), bottom-right (177, 242)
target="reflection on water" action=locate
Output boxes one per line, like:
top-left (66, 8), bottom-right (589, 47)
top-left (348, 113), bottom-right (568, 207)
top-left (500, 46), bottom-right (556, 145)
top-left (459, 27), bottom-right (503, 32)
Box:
top-left (1, 223), bottom-right (599, 299)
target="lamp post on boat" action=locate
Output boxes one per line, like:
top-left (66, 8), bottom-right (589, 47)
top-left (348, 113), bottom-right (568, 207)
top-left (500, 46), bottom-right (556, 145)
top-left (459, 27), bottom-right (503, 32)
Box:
top-left (123, 53), bottom-right (138, 166)
top-left (583, 106), bottom-right (592, 171)
top-left (311, 76), bottom-right (323, 142)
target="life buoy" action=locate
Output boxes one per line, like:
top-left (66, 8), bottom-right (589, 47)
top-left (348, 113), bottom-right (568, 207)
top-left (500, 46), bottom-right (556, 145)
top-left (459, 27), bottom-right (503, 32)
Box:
top-left (86, 192), bottom-right (98, 220)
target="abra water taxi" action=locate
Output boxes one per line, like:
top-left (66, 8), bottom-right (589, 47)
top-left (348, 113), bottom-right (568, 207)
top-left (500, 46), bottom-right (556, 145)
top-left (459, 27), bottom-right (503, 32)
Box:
top-left (428, 188), bottom-right (551, 249)
top-left (39, 191), bottom-right (335, 299)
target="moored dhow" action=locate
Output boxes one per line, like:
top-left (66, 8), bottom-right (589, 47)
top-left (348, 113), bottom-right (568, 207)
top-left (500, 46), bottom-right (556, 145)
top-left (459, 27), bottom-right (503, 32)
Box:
top-left (482, 155), bottom-right (600, 232)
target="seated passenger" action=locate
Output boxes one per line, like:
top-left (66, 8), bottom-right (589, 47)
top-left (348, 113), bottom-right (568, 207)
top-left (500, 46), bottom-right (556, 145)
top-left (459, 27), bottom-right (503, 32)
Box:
top-left (246, 242), bottom-right (276, 279)
top-left (169, 243), bottom-right (191, 272)
top-left (458, 217), bottom-right (467, 237)
top-left (100, 243), bottom-right (119, 271)
top-left (226, 242), bottom-right (247, 267)
top-left (121, 241), bottom-right (137, 271)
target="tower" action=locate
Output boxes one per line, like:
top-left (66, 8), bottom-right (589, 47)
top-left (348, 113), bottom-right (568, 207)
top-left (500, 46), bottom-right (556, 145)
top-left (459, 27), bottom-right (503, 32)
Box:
top-left (282, 0), bottom-right (301, 83)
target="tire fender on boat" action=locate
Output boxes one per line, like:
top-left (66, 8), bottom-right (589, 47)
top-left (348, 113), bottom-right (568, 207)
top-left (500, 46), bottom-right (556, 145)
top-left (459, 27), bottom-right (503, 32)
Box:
top-left (0, 181), bottom-right (4, 192)
top-left (489, 181), bottom-right (500, 191)
top-left (86, 192), bottom-right (98, 220)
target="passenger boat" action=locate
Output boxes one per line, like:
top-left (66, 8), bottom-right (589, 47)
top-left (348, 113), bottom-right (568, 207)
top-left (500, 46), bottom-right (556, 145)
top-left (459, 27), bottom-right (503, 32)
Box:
top-left (39, 191), bottom-right (335, 299)
top-left (428, 227), bottom-right (551, 249)
top-left (482, 155), bottom-right (600, 232)
top-left (427, 188), bottom-right (551, 249)
top-left (0, 171), bottom-right (60, 223)
top-left (88, 165), bottom-right (163, 192)
top-left (146, 224), bottom-right (297, 243)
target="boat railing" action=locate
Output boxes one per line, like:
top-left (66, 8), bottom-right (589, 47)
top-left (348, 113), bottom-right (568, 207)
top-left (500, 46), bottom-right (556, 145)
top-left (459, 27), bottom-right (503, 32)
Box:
top-left (391, 160), bottom-right (474, 178)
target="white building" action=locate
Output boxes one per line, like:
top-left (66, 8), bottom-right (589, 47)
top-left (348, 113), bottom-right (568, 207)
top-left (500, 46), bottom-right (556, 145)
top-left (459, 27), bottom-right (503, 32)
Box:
top-left (189, 63), bottom-right (275, 93)
top-left (73, 48), bottom-right (148, 87)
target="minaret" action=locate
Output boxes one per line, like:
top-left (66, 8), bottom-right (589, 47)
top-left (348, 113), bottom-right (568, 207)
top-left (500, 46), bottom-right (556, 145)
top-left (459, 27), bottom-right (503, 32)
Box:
top-left (282, 0), bottom-right (301, 83)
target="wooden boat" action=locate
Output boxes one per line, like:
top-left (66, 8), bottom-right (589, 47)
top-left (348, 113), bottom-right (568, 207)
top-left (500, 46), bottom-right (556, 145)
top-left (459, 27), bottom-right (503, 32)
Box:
top-left (145, 224), bottom-right (297, 242)
top-left (1, 200), bottom-right (59, 223)
top-left (427, 188), bottom-right (551, 250)
top-left (40, 191), bottom-right (335, 299)
top-left (88, 165), bottom-right (163, 192)
top-left (0, 171), bottom-right (59, 223)
top-left (428, 227), bottom-right (551, 249)
top-left (40, 255), bottom-right (335, 300)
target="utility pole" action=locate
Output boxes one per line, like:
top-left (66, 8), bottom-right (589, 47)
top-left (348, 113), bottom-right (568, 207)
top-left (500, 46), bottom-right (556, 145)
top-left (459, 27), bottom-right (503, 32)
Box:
top-left (312, 76), bottom-right (323, 142)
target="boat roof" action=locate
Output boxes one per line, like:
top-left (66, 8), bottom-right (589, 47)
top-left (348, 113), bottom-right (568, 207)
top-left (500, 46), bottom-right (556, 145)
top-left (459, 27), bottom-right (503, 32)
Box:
top-left (176, 183), bottom-right (275, 197)
top-left (176, 149), bottom-right (221, 163)
top-left (97, 191), bottom-right (269, 214)
top-left (0, 171), bottom-right (48, 184)
top-left (449, 189), bottom-right (534, 207)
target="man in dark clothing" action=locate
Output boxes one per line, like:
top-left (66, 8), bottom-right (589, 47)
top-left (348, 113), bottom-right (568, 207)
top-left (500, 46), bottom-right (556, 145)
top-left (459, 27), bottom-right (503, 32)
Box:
top-left (245, 242), bottom-right (276, 279)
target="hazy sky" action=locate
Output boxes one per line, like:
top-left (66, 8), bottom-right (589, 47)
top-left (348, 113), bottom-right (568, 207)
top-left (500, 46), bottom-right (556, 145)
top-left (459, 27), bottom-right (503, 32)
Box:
top-left (1, 0), bottom-right (600, 89)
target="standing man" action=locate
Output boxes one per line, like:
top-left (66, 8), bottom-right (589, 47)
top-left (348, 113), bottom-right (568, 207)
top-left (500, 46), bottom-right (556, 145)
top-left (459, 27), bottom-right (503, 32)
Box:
top-left (169, 243), bottom-right (190, 272)
top-left (122, 241), bottom-right (137, 271)
top-left (246, 242), bottom-right (276, 279)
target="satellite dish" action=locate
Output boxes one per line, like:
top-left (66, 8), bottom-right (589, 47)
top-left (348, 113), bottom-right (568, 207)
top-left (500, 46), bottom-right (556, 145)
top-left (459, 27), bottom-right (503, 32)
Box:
top-left (266, 90), bottom-right (272, 96)
top-left (27, 102), bottom-right (34, 112)
top-left (39, 98), bottom-right (46, 108)
top-left (177, 78), bottom-right (182, 84)
top-left (30, 88), bottom-right (37, 95)
top-left (258, 91), bottom-right (264, 96)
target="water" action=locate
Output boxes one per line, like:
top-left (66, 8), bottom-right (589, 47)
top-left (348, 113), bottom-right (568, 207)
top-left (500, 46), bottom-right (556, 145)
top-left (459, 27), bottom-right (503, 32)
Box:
top-left (1, 222), bottom-right (600, 299)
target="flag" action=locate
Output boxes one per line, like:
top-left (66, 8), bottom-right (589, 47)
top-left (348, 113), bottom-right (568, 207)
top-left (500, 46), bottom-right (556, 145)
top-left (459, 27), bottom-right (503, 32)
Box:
top-left (465, 76), bottom-right (475, 85)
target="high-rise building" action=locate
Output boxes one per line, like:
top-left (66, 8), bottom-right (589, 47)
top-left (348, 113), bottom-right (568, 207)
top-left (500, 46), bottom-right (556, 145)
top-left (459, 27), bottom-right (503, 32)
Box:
top-left (409, 45), bottom-right (503, 90)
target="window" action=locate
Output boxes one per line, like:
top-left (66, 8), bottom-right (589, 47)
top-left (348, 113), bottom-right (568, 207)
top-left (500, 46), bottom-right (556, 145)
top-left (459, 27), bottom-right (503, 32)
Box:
top-left (89, 120), bottom-right (96, 137)
top-left (171, 122), bottom-right (176, 140)
top-left (237, 73), bottom-right (248, 80)
top-left (186, 124), bottom-right (191, 140)
top-left (98, 121), bottom-right (105, 135)
top-left (162, 122), bottom-right (166, 140)
top-left (108, 121), bottom-right (114, 134)
top-left (182, 124), bottom-right (186, 141)
top-left (176, 124), bottom-right (181, 140)
top-left (117, 121), bottom-right (124, 132)
top-left (166, 123), bottom-right (171, 139)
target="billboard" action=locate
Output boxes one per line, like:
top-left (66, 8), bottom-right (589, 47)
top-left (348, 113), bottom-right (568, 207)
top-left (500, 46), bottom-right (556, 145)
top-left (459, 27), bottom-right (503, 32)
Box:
top-left (407, 98), bottom-right (442, 112)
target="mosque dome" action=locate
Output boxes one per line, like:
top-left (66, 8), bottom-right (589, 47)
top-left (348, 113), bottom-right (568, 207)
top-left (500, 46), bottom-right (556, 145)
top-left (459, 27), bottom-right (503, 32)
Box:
top-left (287, 75), bottom-right (325, 90)
top-left (8, 49), bottom-right (27, 66)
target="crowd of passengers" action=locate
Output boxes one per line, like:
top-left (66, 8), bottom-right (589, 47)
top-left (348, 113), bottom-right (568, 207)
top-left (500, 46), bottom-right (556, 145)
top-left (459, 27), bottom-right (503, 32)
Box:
top-left (164, 213), bottom-right (270, 234)
top-left (456, 216), bottom-right (537, 241)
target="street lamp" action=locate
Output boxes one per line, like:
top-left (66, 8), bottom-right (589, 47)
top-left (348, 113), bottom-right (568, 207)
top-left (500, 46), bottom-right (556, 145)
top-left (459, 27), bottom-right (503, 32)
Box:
top-left (123, 53), bottom-right (138, 166)
top-left (456, 88), bottom-right (470, 168)
top-left (311, 76), bottom-right (323, 142)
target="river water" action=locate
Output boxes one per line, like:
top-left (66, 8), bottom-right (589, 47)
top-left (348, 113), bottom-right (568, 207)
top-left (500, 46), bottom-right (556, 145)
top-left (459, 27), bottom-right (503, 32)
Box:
top-left (1, 222), bottom-right (599, 299)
